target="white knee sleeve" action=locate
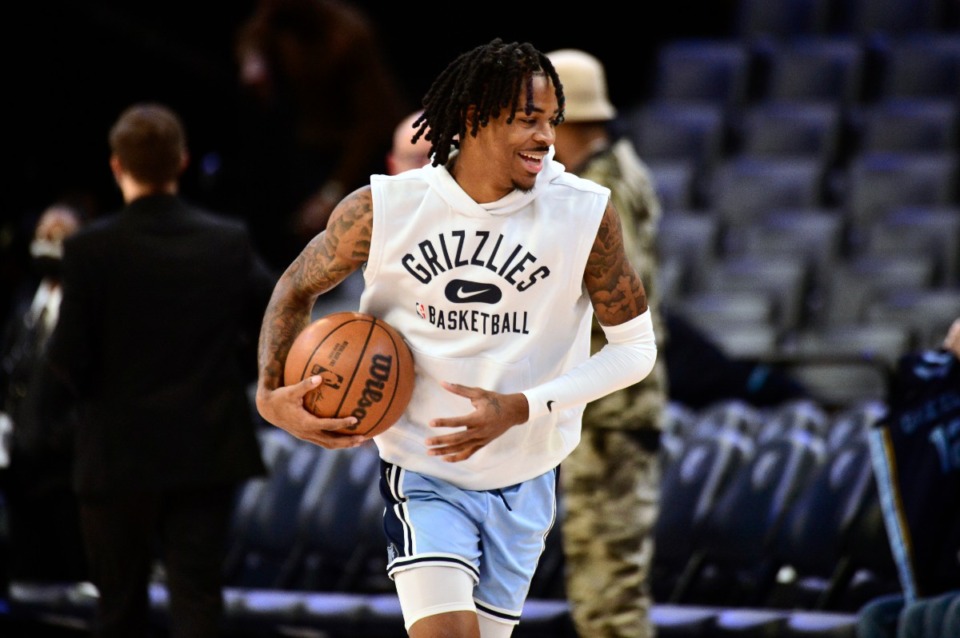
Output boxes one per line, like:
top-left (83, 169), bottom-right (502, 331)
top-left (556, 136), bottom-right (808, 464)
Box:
top-left (394, 565), bottom-right (476, 630)
top-left (478, 614), bottom-right (516, 638)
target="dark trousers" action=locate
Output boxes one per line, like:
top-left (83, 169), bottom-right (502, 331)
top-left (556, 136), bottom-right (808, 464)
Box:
top-left (2, 453), bottom-right (87, 582)
top-left (78, 485), bottom-right (236, 638)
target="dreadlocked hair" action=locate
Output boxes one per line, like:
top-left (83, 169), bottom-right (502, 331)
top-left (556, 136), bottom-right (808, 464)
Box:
top-left (412, 38), bottom-right (565, 167)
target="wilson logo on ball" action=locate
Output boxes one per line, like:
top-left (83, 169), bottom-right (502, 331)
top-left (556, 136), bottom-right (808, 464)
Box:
top-left (347, 353), bottom-right (394, 424)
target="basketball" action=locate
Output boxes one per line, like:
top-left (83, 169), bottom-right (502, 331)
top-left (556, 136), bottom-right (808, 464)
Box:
top-left (283, 311), bottom-right (415, 438)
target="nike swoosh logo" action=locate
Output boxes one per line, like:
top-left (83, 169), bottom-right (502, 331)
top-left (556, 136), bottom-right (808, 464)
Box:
top-left (455, 286), bottom-right (487, 299)
top-left (547, 400), bottom-right (555, 413)
top-left (444, 279), bottom-right (503, 304)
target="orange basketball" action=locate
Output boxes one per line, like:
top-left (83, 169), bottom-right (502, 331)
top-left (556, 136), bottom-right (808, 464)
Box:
top-left (283, 311), bottom-right (415, 438)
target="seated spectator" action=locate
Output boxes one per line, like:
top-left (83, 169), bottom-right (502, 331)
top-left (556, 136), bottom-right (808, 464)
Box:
top-left (858, 317), bottom-right (960, 638)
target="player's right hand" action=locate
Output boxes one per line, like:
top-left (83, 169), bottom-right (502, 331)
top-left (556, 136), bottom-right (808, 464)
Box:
top-left (256, 376), bottom-right (365, 449)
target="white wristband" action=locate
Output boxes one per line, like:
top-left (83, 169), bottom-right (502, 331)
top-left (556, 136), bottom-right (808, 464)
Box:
top-left (522, 309), bottom-right (657, 421)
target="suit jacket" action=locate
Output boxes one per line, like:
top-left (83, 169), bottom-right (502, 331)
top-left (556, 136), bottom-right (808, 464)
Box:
top-left (46, 194), bottom-right (275, 494)
top-left (1, 278), bottom-right (76, 470)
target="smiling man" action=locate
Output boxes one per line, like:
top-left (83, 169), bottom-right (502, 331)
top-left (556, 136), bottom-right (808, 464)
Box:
top-left (255, 38), bottom-right (657, 638)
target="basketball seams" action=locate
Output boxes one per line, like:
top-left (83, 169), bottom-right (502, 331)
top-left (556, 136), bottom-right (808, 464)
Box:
top-left (338, 317), bottom-right (378, 433)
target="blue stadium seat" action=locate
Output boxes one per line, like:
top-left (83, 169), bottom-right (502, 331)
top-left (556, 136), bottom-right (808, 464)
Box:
top-left (855, 98), bottom-right (959, 154)
top-left (650, 40), bottom-right (752, 116)
top-left (735, 102), bottom-right (843, 169)
top-left (768, 434), bottom-right (878, 610)
top-left (818, 255), bottom-right (937, 327)
top-left (837, 0), bottom-right (946, 37)
top-left (755, 38), bottom-right (866, 107)
top-left (282, 442), bottom-right (383, 592)
top-left (696, 254), bottom-right (810, 334)
top-left (873, 34), bottom-right (960, 100)
top-left (222, 441), bottom-right (329, 588)
top-left (709, 156), bottom-right (826, 231)
top-left (623, 103), bottom-right (727, 206)
top-left (865, 288), bottom-right (960, 350)
top-left (648, 160), bottom-right (698, 212)
top-left (733, 0), bottom-right (833, 40)
top-left (652, 426), bottom-right (756, 603)
top-left (680, 428), bottom-right (825, 606)
top-left (657, 209), bottom-right (722, 294)
top-left (734, 208), bottom-right (845, 305)
top-left (845, 152), bottom-right (959, 234)
top-left (861, 206), bottom-right (960, 286)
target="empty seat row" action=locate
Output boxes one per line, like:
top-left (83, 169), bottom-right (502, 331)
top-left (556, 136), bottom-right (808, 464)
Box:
top-left (629, 33), bottom-right (959, 212)
top-left (224, 437), bottom-right (389, 594)
top-left (661, 399), bottom-right (886, 456)
top-left (643, 136), bottom-right (958, 216)
top-left (654, 399), bottom-right (899, 615)
top-left (646, 34), bottom-right (960, 114)
top-left (733, 0), bottom-right (960, 40)
top-left (7, 401), bottom-right (887, 637)
top-left (658, 206), bottom-right (960, 290)
top-left (656, 205), bottom-right (960, 349)
top-left (663, 253), bottom-right (955, 333)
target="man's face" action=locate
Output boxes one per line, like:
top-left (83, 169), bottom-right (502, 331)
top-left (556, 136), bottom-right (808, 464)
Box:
top-left (470, 72), bottom-right (559, 195)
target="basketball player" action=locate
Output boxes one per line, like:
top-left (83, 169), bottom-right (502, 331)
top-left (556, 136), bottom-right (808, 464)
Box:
top-left (255, 39), bottom-right (658, 638)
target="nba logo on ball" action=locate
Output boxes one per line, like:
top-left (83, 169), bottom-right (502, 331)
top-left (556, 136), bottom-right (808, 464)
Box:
top-left (284, 312), bottom-right (415, 438)
top-left (309, 366), bottom-right (343, 392)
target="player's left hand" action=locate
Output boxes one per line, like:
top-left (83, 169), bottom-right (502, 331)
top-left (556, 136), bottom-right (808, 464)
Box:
top-left (426, 381), bottom-right (530, 462)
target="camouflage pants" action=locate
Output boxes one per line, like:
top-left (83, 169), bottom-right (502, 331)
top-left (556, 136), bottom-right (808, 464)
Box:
top-left (560, 428), bottom-right (660, 638)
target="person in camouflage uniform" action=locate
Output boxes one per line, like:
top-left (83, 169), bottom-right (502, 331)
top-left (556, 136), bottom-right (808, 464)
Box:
top-left (548, 49), bottom-right (668, 638)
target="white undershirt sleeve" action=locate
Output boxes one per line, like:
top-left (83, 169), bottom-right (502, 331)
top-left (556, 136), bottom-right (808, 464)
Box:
top-left (522, 309), bottom-right (657, 421)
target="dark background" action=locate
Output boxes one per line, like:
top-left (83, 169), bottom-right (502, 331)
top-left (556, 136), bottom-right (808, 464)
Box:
top-left (7, 0), bottom-right (738, 223)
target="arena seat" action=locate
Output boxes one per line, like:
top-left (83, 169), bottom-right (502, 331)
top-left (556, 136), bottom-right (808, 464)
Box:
top-left (767, 435), bottom-right (878, 610)
top-left (652, 426), bottom-right (755, 603)
top-left (280, 442), bottom-right (383, 592)
top-left (679, 428), bottom-right (825, 606)
top-left (222, 441), bottom-right (331, 589)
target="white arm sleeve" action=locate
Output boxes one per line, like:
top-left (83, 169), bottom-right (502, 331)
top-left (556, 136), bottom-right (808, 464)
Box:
top-left (522, 309), bottom-right (657, 421)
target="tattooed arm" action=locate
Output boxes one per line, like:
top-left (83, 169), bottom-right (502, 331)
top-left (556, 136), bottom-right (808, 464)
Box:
top-left (254, 187), bottom-right (373, 448)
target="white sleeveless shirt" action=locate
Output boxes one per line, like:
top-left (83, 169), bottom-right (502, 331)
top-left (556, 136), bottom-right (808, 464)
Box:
top-left (360, 150), bottom-right (609, 490)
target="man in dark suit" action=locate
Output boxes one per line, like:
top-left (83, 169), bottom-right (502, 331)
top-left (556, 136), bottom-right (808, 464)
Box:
top-left (0, 202), bottom-right (87, 585)
top-left (45, 103), bottom-right (276, 638)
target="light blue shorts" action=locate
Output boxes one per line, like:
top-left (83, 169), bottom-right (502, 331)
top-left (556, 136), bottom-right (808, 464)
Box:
top-left (379, 460), bottom-right (558, 623)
